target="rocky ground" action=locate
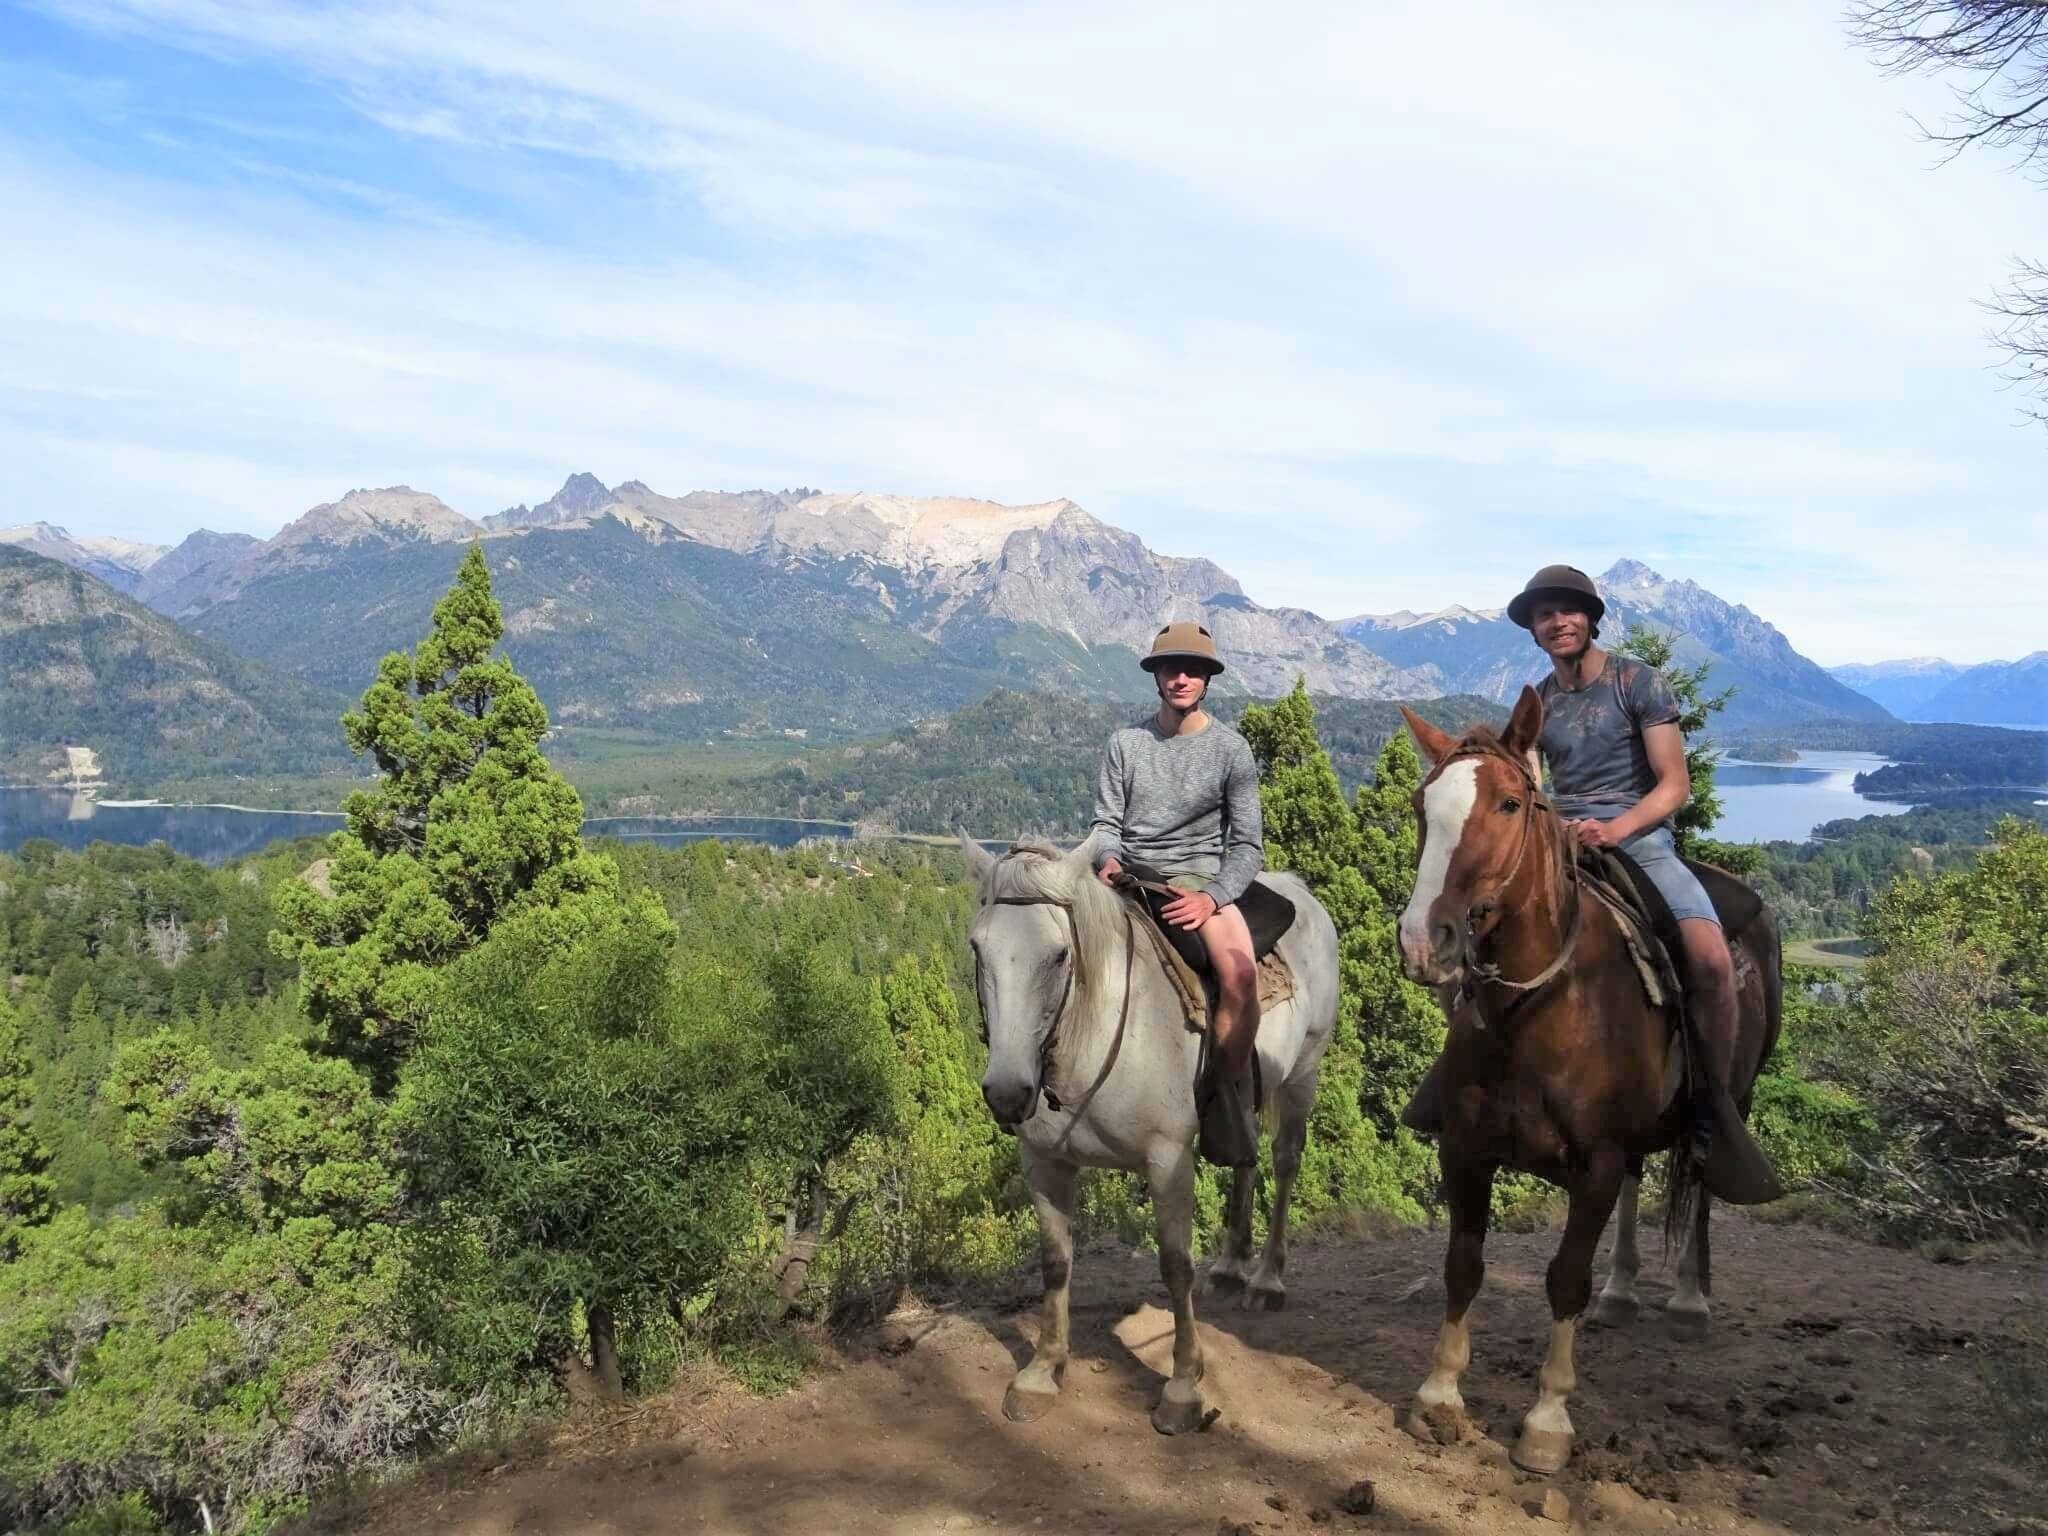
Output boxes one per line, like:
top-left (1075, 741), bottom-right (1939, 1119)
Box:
top-left (326, 1212), bottom-right (2043, 1536)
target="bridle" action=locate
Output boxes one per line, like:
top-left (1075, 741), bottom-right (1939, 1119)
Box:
top-left (1427, 741), bottom-right (1584, 1007)
top-left (978, 867), bottom-right (1138, 1118)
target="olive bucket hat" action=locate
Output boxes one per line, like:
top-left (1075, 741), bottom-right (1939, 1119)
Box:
top-left (1507, 564), bottom-right (1606, 632)
top-left (1141, 620), bottom-right (1224, 675)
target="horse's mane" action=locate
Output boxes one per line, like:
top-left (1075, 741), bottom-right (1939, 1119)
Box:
top-left (983, 841), bottom-right (1124, 1004)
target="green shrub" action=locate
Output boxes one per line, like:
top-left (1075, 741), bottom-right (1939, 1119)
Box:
top-left (1749, 1067), bottom-right (1874, 1188)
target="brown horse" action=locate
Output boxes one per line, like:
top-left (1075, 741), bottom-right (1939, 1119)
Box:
top-left (1393, 688), bottom-right (1781, 1475)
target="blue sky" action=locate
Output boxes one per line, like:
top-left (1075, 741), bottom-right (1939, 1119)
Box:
top-left (3, 1), bottom-right (2044, 664)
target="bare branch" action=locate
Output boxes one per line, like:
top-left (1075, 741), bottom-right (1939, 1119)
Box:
top-left (1850, 2), bottom-right (2048, 164)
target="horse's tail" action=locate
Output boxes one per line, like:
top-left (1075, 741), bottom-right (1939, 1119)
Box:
top-left (1663, 1127), bottom-right (1705, 1256)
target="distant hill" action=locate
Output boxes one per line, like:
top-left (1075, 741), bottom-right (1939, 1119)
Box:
top-left (1342, 560), bottom-right (1893, 730)
top-left (1835, 654), bottom-right (2048, 727)
top-left (133, 529), bottom-right (261, 617)
top-left (0, 545), bottom-right (352, 787)
top-left (1828, 657), bottom-right (1966, 717)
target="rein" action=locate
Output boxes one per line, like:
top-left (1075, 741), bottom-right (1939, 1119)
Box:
top-left (983, 885), bottom-right (1138, 1117)
top-left (1434, 742), bottom-right (1584, 1007)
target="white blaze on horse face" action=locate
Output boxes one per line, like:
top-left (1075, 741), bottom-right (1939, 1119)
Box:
top-left (1401, 759), bottom-right (1480, 977)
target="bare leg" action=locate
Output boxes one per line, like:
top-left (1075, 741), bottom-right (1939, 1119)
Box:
top-left (1407, 1158), bottom-right (1494, 1444)
top-left (1593, 1172), bottom-right (1642, 1325)
top-left (1194, 904), bottom-right (1262, 1168)
top-left (1247, 1071), bottom-right (1313, 1312)
top-left (1205, 1166), bottom-right (1256, 1298)
top-left (1148, 1142), bottom-right (1208, 1434)
top-left (1667, 1188), bottom-right (1712, 1339)
top-left (1514, 1145), bottom-right (1626, 1474)
top-left (1199, 903), bottom-right (1260, 1075)
top-left (1005, 1152), bottom-right (1079, 1423)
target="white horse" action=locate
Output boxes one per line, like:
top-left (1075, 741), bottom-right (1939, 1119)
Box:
top-left (960, 833), bottom-right (1340, 1434)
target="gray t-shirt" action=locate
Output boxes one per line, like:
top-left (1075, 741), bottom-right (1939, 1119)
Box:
top-left (1536, 654), bottom-right (1682, 826)
top-left (1089, 717), bottom-right (1264, 907)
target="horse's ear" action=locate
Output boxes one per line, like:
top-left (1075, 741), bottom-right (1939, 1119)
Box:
top-left (1066, 831), bottom-right (1101, 874)
top-left (1400, 705), bottom-right (1456, 768)
top-left (957, 828), bottom-right (997, 884)
top-left (1502, 685), bottom-right (1545, 758)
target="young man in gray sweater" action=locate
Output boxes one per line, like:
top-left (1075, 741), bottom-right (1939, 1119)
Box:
top-left (1090, 621), bottom-right (1265, 1167)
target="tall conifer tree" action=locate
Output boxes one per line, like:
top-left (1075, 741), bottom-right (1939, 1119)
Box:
top-left (274, 544), bottom-right (613, 1082)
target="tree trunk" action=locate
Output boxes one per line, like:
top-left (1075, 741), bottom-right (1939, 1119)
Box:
top-left (588, 1300), bottom-right (623, 1398)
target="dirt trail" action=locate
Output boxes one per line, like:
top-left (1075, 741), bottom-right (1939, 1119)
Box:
top-left (342, 1215), bottom-right (2043, 1536)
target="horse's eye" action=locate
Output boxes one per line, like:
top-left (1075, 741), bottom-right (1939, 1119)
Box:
top-left (1054, 947), bottom-right (1070, 966)
top-left (1501, 796), bottom-right (1522, 814)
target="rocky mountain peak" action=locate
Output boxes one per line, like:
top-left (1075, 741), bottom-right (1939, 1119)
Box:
top-left (0, 520), bottom-right (70, 543)
top-left (486, 473), bottom-right (620, 532)
top-left (1600, 558), bottom-right (1670, 590)
top-left (0, 522), bottom-right (169, 594)
top-left (549, 472), bottom-right (614, 516)
top-left (272, 487), bottom-right (481, 552)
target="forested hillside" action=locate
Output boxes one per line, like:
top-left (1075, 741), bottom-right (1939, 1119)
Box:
top-left (0, 546), bottom-right (354, 787)
top-left (569, 688), bottom-right (1508, 831)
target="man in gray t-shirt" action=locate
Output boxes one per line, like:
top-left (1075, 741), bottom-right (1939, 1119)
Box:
top-left (1514, 564), bottom-right (1779, 1204)
top-left (1091, 620), bottom-right (1265, 1167)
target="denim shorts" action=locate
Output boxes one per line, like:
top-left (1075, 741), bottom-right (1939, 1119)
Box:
top-left (1616, 824), bottom-right (1719, 927)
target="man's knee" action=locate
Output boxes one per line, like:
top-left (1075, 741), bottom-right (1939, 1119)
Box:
top-left (1681, 920), bottom-right (1734, 987)
top-left (1214, 950), bottom-right (1257, 1006)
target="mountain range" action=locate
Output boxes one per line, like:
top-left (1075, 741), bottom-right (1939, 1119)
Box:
top-left (8, 477), bottom-right (1428, 741)
top-left (7, 476), bottom-right (1978, 792)
top-left (1340, 560), bottom-right (1890, 729)
top-left (1830, 655), bottom-right (2047, 727)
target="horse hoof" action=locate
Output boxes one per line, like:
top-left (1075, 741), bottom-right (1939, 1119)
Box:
top-left (1205, 1270), bottom-right (1248, 1300)
top-left (1405, 1400), bottom-right (1467, 1445)
top-left (1152, 1378), bottom-right (1207, 1436)
top-left (1592, 1293), bottom-right (1640, 1328)
top-left (1003, 1381), bottom-right (1060, 1423)
top-left (1247, 1284), bottom-right (1285, 1313)
top-left (1666, 1305), bottom-right (1711, 1342)
top-left (1512, 1426), bottom-right (1574, 1475)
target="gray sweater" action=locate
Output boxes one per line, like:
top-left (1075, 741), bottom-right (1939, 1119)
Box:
top-left (1089, 717), bottom-right (1265, 907)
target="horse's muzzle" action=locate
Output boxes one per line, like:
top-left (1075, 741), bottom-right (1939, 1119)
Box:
top-left (982, 1071), bottom-right (1036, 1130)
top-left (1398, 916), bottom-right (1461, 986)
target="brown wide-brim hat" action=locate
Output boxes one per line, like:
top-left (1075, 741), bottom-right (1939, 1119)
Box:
top-left (1507, 564), bottom-right (1606, 631)
top-left (1140, 619), bottom-right (1224, 674)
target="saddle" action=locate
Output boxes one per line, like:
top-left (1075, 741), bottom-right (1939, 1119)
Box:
top-left (1585, 846), bottom-right (1763, 981)
top-left (1114, 861), bottom-right (1298, 1035)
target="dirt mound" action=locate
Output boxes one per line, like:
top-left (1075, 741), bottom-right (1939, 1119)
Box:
top-left (332, 1214), bottom-right (2044, 1536)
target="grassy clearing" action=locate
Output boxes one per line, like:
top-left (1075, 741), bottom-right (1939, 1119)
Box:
top-left (1784, 936), bottom-right (1872, 970)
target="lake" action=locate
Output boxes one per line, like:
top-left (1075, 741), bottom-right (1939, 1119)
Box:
top-left (0, 752), bottom-right (1917, 864)
top-left (1710, 751), bottom-right (1911, 844)
top-left (0, 790), bottom-right (863, 866)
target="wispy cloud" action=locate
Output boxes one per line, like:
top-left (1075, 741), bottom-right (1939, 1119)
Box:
top-left (4, 0), bottom-right (2045, 663)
